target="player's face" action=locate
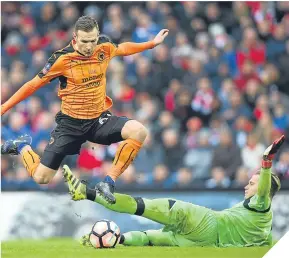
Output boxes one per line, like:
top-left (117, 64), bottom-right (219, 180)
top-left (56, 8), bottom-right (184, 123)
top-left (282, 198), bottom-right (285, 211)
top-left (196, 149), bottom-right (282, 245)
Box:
top-left (244, 174), bottom-right (259, 199)
top-left (74, 27), bottom-right (99, 57)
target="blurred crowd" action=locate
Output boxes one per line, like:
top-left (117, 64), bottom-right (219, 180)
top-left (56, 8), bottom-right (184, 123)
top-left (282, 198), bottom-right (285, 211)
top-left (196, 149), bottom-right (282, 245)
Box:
top-left (1, 1), bottom-right (289, 191)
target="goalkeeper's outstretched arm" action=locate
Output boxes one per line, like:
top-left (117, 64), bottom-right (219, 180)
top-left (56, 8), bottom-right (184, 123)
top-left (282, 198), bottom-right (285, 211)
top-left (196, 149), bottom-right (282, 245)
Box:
top-left (246, 135), bottom-right (284, 211)
top-left (259, 135), bottom-right (284, 198)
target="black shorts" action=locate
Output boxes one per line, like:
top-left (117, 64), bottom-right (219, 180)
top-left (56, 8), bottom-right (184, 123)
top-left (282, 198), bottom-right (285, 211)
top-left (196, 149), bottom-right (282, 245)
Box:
top-left (41, 111), bottom-right (131, 170)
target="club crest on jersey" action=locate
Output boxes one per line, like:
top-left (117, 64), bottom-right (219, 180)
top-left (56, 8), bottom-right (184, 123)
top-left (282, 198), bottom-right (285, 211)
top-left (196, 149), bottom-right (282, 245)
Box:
top-left (97, 52), bottom-right (105, 62)
top-left (42, 63), bottom-right (51, 75)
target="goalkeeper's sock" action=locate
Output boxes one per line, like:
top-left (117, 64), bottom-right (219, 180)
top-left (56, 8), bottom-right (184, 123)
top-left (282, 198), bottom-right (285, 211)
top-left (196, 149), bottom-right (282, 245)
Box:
top-left (121, 231), bottom-right (150, 246)
top-left (108, 138), bottom-right (142, 181)
top-left (93, 192), bottom-right (138, 214)
top-left (20, 147), bottom-right (40, 177)
top-left (92, 192), bottom-right (171, 225)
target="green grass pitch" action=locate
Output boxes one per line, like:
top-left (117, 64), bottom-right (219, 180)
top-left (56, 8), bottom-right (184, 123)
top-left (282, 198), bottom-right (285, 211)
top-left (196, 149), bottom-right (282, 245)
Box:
top-left (2, 238), bottom-right (271, 258)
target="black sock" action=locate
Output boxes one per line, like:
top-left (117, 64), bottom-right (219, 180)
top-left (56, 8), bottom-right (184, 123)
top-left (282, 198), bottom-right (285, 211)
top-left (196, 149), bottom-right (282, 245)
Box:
top-left (133, 197), bottom-right (145, 216)
top-left (86, 187), bottom-right (96, 201)
top-left (119, 234), bottom-right (125, 244)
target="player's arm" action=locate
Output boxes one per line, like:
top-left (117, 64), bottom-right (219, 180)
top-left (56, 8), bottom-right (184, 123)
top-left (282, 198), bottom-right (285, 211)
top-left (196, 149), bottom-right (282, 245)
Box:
top-left (114, 29), bottom-right (169, 56)
top-left (248, 135), bottom-right (285, 210)
top-left (1, 55), bottom-right (64, 115)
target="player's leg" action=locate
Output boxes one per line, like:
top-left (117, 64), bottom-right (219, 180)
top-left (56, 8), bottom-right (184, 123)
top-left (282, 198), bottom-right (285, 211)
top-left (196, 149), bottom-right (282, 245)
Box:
top-left (63, 165), bottom-right (174, 225)
top-left (1, 111), bottom-right (85, 184)
top-left (63, 166), bottom-right (218, 246)
top-left (97, 119), bottom-right (147, 204)
top-left (80, 229), bottom-right (177, 247)
top-left (33, 150), bottom-right (66, 183)
top-left (34, 111), bottom-right (87, 183)
top-left (88, 111), bottom-right (148, 203)
top-left (1, 134), bottom-right (59, 184)
top-left (120, 230), bottom-right (177, 246)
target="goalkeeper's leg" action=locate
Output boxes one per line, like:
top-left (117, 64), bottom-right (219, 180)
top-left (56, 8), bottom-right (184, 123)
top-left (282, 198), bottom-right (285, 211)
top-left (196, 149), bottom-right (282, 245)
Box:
top-left (63, 165), bottom-right (176, 225)
top-left (120, 230), bottom-right (177, 246)
top-left (63, 165), bottom-right (218, 247)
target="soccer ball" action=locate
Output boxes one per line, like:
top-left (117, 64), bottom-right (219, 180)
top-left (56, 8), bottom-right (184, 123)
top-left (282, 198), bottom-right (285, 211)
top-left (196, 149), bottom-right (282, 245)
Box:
top-left (89, 220), bottom-right (120, 248)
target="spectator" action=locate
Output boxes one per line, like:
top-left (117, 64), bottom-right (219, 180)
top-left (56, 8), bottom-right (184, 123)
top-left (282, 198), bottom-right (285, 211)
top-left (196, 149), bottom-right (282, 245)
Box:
top-left (236, 27), bottom-right (266, 70)
top-left (276, 40), bottom-right (289, 95)
top-left (173, 167), bottom-right (194, 188)
top-left (218, 78), bottom-right (236, 112)
top-left (164, 79), bottom-right (182, 112)
top-left (273, 104), bottom-right (289, 131)
top-left (206, 167), bottom-right (231, 189)
top-left (183, 58), bottom-right (206, 91)
top-left (234, 116), bottom-right (254, 148)
top-left (184, 130), bottom-right (213, 179)
top-left (150, 164), bottom-right (169, 188)
top-left (254, 112), bottom-right (274, 146)
top-left (266, 23), bottom-right (287, 61)
top-left (232, 166), bottom-right (250, 188)
top-left (212, 129), bottom-right (242, 179)
top-left (191, 77), bottom-right (214, 125)
top-left (222, 40), bottom-right (238, 77)
top-left (241, 133), bottom-right (265, 170)
top-left (1, 2), bottom-right (289, 191)
top-left (244, 79), bottom-right (262, 112)
top-left (184, 117), bottom-right (203, 149)
top-left (253, 94), bottom-right (270, 121)
top-left (234, 60), bottom-right (260, 92)
top-left (133, 134), bottom-right (164, 174)
top-left (77, 143), bottom-right (106, 176)
top-left (222, 89), bottom-right (252, 126)
top-left (275, 150), bottom-right (289, 180)
top-left (161, 128), bottom-right (185, 173)
top-left (118, 165), bottom-right (139, 188)
top-left (173, 89), bottom-right (194, 133)
top-left (154, 110), bottom-right (179, 142)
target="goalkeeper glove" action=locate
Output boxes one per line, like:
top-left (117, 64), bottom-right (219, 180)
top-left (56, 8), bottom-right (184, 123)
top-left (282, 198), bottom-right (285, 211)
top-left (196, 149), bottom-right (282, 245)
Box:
top-left (262, 135), bottom-right (285, 169)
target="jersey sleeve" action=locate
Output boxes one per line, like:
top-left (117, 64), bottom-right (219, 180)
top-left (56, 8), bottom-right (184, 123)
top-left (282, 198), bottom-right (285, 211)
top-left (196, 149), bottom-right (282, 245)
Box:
top-left (246, 168), bottom-right (271, 211)
top-left (37, 53), bottom-right (64, 83)
top-left (98, 35), bottom-right (155, 58)
top-left (113, 41), bottom-right (155, 57)
top-left (1, 54), bottom-right (63, 115)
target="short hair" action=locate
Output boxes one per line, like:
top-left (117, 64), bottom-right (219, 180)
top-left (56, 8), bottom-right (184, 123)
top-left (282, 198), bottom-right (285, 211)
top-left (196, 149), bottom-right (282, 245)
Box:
top-left (256, 170), bottom-right (281, 198)
top-left (74, 16), bottom-right (99, 34)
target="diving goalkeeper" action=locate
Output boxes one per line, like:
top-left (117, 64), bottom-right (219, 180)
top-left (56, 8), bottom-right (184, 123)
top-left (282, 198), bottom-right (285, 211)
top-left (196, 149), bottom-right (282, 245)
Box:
top-left (62, 135), bottom-right (284, 247)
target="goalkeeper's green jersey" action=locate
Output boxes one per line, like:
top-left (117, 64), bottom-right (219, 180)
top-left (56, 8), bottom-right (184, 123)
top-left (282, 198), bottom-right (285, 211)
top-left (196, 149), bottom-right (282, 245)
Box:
top-left (216, 168), bottom-right (273, 247)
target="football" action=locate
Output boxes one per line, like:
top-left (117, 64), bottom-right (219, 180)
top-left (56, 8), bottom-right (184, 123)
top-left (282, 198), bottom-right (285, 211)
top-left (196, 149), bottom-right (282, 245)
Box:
top-left (89, 220), bottom-right (121, 248)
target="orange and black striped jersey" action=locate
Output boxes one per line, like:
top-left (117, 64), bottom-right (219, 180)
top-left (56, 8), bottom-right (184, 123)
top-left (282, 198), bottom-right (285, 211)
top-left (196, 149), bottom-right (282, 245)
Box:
top-left (1, 36), bottom-right (155, 118)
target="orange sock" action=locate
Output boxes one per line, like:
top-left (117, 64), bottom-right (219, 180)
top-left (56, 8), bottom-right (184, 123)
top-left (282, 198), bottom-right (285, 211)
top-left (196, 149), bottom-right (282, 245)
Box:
top-left (21, 150), bottom-right (41, 177)
top-left (109, 138), bottom-right (142, 181)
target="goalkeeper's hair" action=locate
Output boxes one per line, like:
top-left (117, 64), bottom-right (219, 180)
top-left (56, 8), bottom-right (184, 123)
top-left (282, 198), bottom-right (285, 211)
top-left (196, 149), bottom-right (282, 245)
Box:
top-left (74, 16), bottom-right (99, 34)
top-left (256, 171), bottom-right (281, 198)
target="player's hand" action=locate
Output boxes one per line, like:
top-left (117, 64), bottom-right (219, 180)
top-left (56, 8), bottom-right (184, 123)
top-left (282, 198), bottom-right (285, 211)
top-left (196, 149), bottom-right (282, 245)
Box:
top-left (153, 29), bottom-right (169, 46)
top-left (262, 135), bottom-right (285, 168)
top-left (263, 135), bottom-right (285, 160)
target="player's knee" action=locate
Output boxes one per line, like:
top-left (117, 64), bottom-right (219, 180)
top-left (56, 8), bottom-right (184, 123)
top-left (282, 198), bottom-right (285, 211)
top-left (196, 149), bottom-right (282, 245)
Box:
top-left (135, 123), bottom-right (148, 142)
top-left (122, 120), bottom-right (148, 143)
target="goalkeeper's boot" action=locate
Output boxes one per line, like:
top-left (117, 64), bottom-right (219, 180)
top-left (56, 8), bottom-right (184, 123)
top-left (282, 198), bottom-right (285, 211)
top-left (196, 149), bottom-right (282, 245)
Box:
top-left (95, 180), bottom-right (116, 204)
top-left (1, 134), bottom-right (32, 155)
top-left (80, 234), bottom-right (93, 247)
top-left (62, 165), bottom-right (87, 201)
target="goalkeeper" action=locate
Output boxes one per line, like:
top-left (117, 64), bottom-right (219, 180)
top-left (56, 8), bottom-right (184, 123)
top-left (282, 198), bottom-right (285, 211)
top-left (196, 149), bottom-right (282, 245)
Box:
top-left (62, 135), bottom-right (284, 247)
